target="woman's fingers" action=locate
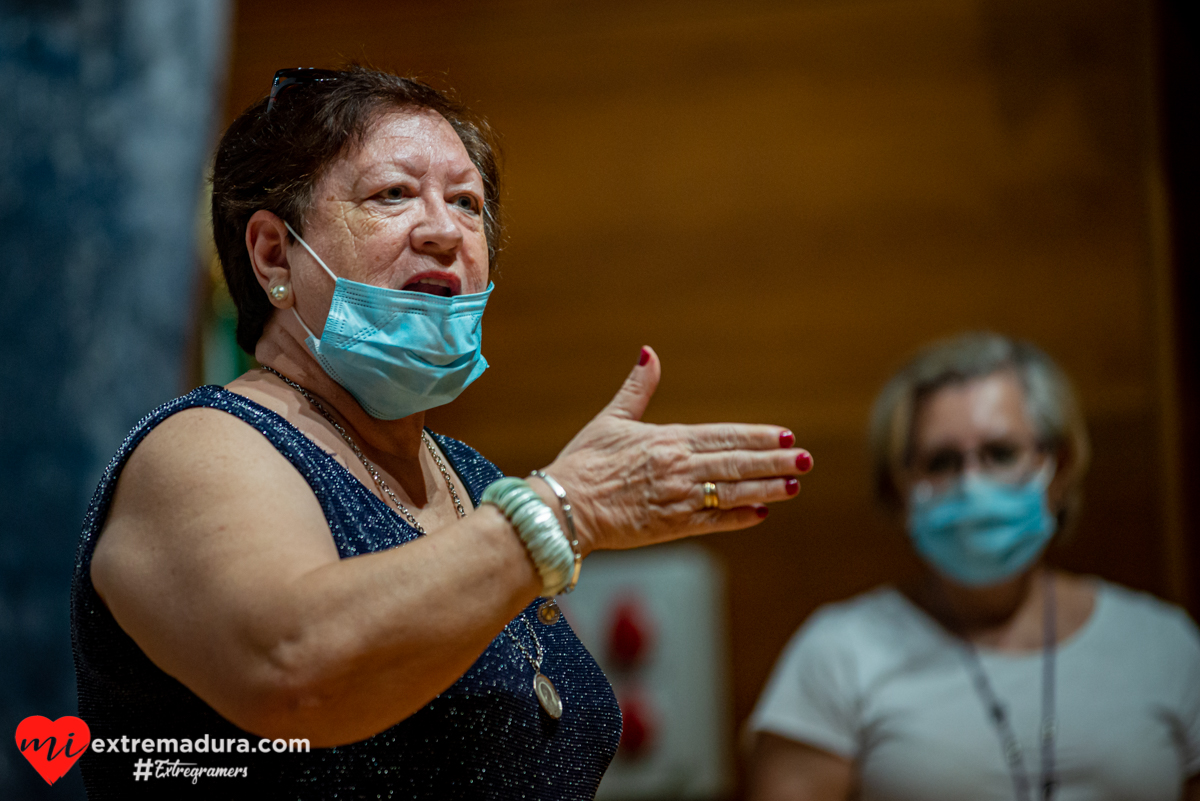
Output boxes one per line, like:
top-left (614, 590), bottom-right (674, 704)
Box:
top-left (684, 423), bottom-right (795, 453)
top-left (683, 506), bottom-right (774, 536)
top-left (694, 477), bottom-right (800, 510)
top-left (599, 346), bottom-right (661, 422)
top-left (690, 448), bottom-right (814, 482)
top-left (554, 346), bottom-right (817, 552)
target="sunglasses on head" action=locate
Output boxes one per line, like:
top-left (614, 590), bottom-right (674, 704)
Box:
top-left (266, 67), bottom-right (340, 114)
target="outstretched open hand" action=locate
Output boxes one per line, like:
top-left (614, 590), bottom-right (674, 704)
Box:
top-left (543, 346), bottom-right (813, 555)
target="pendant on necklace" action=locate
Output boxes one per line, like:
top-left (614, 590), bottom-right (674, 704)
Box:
top-left (537, 600), bottom-right (561, 624)
top-left (533, 672), bottom-right (563, 719)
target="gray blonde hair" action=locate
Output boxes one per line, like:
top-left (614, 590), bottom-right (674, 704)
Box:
top-left (868, 332), bottom-right (1091, 531)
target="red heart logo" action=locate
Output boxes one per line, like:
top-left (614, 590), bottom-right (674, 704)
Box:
top-left (14, 716), bottom-right (91, 785)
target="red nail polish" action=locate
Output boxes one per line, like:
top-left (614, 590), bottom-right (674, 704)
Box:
top-left (638, 347), bottom-right (650, 366)
top-left (779, 430), bottom-right (794, 449)
top-left (755, 506), bottom-right (770, 519)
top-left (795, 451), bottom-right (813, 473)
top-left (785, 477), bottom-right (799, 496)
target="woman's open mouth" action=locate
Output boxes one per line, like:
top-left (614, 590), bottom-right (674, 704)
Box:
top-left (402, 274), bottom-right (459, 297)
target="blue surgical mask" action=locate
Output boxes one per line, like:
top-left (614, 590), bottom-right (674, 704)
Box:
top-left (907, 460), bottom-right (1057, 587)
top-left (284, 221), bottom-right (492, 420)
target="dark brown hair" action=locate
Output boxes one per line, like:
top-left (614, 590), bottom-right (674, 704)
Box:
top-left (211, 66), bottom-right (502, 353)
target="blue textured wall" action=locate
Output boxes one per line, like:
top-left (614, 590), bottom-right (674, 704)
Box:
top-left (0, 1), bottom-right (228, 795)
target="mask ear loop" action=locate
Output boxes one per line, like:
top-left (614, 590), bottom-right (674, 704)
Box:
top-left (282, 220), bottom-right (337, 341)
top-left (1031, 453), bottom-right (1057, 491)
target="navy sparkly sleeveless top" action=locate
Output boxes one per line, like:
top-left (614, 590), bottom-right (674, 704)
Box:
top-left (71, 386), bottom-right (621, 799)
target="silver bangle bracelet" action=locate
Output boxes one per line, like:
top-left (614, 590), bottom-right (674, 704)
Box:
top-left (481, 477), bottom-right (575, 597)
top-left (529, 470), bottom-right (582, 594)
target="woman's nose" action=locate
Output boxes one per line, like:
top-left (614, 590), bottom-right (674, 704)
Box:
top-left (411, 196), bottom-right (463, 256)
top-left (960, 452), bottom-right (985, 478)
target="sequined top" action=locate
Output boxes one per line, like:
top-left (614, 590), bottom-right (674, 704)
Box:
top-left (71, 386), bottom-right (621, 799)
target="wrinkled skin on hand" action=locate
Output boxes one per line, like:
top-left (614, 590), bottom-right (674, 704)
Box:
top-left (544, 347), bottom-right (811, 555)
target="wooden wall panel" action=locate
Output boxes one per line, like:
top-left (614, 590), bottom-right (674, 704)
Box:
top-left (222, 0), bottom-right (1185, 792)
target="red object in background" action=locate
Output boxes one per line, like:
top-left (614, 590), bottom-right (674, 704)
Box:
top-left (617, 691), bottom-right (656, 758)
top-left (608, 599), bottom-right (653, 668)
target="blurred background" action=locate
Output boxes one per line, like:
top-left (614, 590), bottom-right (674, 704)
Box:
top-left (2, 0), bottom-right (1197, 797)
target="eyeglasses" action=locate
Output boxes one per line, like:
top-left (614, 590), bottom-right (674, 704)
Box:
top-left (909, 438), bottom-right (1047, 490)
top-left (266, 68), bottom-right (340, 114)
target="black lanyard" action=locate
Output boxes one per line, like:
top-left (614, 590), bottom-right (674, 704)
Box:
top-left (957, 572), bottom-right (1057, 801)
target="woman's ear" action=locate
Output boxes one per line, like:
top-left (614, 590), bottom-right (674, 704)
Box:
top-left (246, 210), bottom-right (294, 308)
top-left (891, 464), bottom-right (915, 521)
top-left (1046, 443), bottom-right (1072, 511)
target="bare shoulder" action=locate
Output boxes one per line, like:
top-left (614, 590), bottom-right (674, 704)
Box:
top-left (98, 405), bottom-right (320, 537)
top-left (92, 405), bottom-right (338, 610)
top-left (115, 404), bottom-right (290, 483)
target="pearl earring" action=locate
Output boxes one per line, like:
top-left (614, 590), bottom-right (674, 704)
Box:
top-left (269, 283), bottom-right (290, 302)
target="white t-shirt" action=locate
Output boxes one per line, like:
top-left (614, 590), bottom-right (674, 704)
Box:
top-left (748, 580), bottom-right (1200, 800)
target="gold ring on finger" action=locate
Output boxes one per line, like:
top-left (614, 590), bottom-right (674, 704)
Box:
top-left (702, 481), bottom-right (720, 509)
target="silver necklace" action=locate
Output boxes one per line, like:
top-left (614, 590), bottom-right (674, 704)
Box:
top-left (955, 573), bottom-right (1057, 801)
top-left (260, 366), bottom-right (464, 533)
top-left (505, 617), bottom-right (563, 719)
top-left (261, 365), bottom-right (561, 716)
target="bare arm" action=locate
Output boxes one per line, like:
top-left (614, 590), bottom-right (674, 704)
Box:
top-left (747, 733), bottom-right (854, 801)
top-left (92, 349), bottom-right (810, 746)
top-left (92, 404), bottom-right (543, 747)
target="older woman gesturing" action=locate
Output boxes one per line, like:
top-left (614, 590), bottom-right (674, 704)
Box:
top-left (71, 67), bottom-right (811, 800)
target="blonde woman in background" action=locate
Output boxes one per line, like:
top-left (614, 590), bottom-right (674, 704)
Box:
top-left (748, 332), bottom-right (1200, 801)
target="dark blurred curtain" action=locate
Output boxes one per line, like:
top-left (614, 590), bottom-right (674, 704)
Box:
top-left (0, 0), bottom-right (228, 796)
top-left (1160, 0), bottom-right (1200, 614)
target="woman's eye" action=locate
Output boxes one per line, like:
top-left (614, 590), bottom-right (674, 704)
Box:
top-left (381, 187), bottom-right (409, 201)
top-left (982, 443), bottom-right (1019, 466)
top-left (453, 195), bottom-right (480, 213)
top-left (924, 450), bottom-right (961, 476)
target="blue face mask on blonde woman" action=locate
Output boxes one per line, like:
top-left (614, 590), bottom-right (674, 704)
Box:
top-left (906, 441), bottom-right (1057, 587)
